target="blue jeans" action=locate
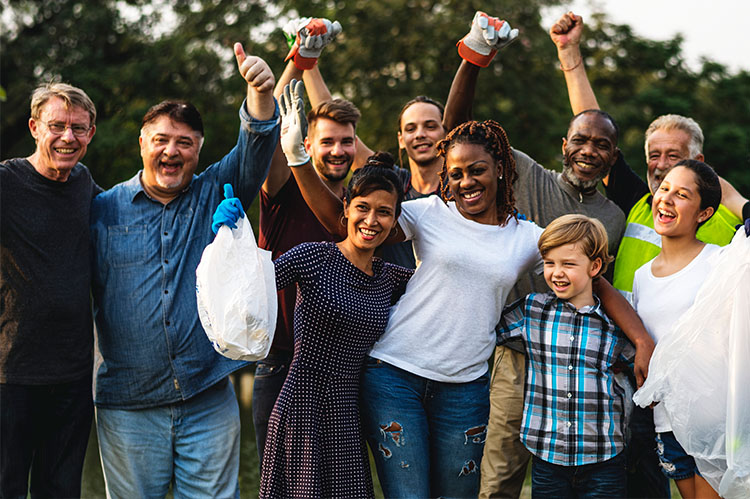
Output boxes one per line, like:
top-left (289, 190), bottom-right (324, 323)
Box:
top-left (96, 377), bottom-right (240, 499)
top-left (0, 376), bottom-right (93, 499)
top-left (251, 351), bottom-right (292, 468)
top-left (626, 406), bottom-right (671, 497)
top-left (360, 357), bottom-right (490, 498)
top-left (655, 432), bottom-right (699, 480)
top-left (531, 452), bottom-right (627, 499)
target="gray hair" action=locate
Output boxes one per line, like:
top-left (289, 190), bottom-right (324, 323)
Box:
top-left (30, 82), bottom-right (96, 126)
top-left (644, 114), bottom-right (703, 160)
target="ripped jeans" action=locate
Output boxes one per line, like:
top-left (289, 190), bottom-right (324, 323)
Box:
top-left (360, 357), bottom-right (490, 498)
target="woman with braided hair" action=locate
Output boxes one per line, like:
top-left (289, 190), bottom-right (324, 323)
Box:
top-left (281, 88), bottom-right (544, 496)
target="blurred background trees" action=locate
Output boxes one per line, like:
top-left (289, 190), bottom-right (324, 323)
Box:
top-left (3, 0), bottom-right (749, 201)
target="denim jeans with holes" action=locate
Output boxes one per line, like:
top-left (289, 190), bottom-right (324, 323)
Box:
top-left (360, 357), bottom-right (490, 498)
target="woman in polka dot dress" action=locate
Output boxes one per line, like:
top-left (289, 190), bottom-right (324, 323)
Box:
top-left (213, 161), bottom-right (412, 498)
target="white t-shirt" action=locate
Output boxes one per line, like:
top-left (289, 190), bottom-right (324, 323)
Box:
top-left (632, 243), bottom-right (721, 432)
top-left (370, 195), bottom-right (543, 383)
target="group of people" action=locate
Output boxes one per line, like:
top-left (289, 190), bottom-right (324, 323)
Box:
top-left (2, 9), bottom-right (749, 499)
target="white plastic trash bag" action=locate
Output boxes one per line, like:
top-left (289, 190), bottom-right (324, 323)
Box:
top-left (633, 229), bottom-right (750, 497)
top-left (196, 216), bottom-right (277, 361)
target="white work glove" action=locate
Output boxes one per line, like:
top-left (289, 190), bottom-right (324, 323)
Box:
top-left (457, 11), bottom-right (519, 67)
top-left (284, 17), bottom-right (343, 70)
top-left (279, 79), bottom-right (310, 166)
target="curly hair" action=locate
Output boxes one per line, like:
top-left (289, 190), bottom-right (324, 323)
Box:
top-left (435, 120), bottom-right (517, 226)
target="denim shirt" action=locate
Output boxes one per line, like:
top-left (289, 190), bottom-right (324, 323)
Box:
top-left (91, 101), bottom-right (279, 409)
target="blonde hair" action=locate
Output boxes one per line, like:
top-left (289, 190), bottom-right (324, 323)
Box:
top-left (30, 82), bottom-right (96, 126)
top-left (538, 214), bottom-right (613, 278)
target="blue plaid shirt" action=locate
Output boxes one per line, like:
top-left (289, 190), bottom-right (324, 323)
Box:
top-left (496, 291), bottom-right (634, 466)
top-left (91, 101), bottom-right (279, 409)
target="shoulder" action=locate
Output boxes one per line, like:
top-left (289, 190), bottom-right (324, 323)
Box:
top-left (383, 261), bottom-right (414, 280)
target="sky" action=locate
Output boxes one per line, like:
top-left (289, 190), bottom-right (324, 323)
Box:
top-left (541, 0), bottom-right (749, 73)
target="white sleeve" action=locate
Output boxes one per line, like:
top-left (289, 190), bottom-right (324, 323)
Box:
top-left (397, 196), bottom-right (437, 242)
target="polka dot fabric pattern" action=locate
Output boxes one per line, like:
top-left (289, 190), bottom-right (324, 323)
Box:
top-left (259, 242), bottom-right (413, 498)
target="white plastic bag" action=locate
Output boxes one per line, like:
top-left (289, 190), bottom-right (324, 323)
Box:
top-left (633, 229), bottom-right (750, 497)
top-left (196, 216), bottom-right (277, 361)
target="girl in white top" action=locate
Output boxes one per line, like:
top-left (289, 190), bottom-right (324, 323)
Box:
top-left (632, 159), bottom-right (723, 499)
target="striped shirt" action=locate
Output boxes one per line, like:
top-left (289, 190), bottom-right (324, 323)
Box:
top-left (496, 291), bottom-right (634, 466)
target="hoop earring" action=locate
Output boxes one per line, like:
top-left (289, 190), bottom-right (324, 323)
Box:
top-left (389, 227), bottom-right (398, 237)
top-left (339, 215), bottom-right (347, 227)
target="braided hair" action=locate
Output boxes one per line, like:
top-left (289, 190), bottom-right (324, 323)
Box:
top-left (436, 120), bottom-right (517, 226)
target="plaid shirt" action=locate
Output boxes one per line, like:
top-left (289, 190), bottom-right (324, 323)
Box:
top-left (497, 291), bottom-right (634, 466)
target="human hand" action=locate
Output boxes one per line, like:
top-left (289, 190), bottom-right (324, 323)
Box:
top-left (212, 184), bottom-right (245, 234)
top-left (633, 337), bottom-right (654, 388)
top-left (550, 11), bottom-right (584, 51)
top-left (457, 11), bottom-right (519, 68)
top-left (279, 79), bottom-right (310, 166)
top-left (234, 43), bottom-right (274, 93)
top-left (284, 17), bottom-right (343, 70)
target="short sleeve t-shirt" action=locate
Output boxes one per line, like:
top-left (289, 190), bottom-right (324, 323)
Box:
top-left (369, 195), bottom-right (544, 382)
top-left (632, 243), bottom-right (721, 432)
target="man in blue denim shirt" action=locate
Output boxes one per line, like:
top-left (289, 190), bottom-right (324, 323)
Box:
top-left (90, 44), bottom-right (279, 498)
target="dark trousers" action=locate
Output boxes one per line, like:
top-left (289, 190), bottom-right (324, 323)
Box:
top-left (0, 375), bottom-right (93, 499)
top-left (251, 351), bottom-right (291, 470)
top-left (626, 406), bottom-right (671, 498)
top-left (531, 452), bottom-right (627, 499)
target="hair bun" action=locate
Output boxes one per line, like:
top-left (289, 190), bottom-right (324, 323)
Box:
top-left (365, 151), bottom-right (396, 170)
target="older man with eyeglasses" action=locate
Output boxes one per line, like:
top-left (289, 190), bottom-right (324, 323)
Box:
top-left (0, 82), bottom-right (101, 498)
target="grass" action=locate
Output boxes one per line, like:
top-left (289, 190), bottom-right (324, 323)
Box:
top-left (80, 369), bottom-right (683, 498)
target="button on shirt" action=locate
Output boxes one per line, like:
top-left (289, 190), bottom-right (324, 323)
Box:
top-left (496, 291), bottom-right (635, 466)
top-left (91, 101), bottom-right (279, 409)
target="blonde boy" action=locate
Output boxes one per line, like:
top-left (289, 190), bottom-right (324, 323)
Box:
top-left (496, 214), bottom-right (633, 498)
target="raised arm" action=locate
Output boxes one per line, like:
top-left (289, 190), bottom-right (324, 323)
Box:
top-left (593, 278), bottom-right (655, 387)
top-left (279, 80), bottom-right (406, 244)
top-left (550, 12), bottom-right (599, 115)
top-left (235, 43), bottom-right (276, 121)
top-left (718, 176), bottom-right (750, 219)
top-left (278, 79), bottom-right (346, 238)
top-left (444, 11), bottom-right (518, 132)
top-left (264, 18), bottom-right (341, 197)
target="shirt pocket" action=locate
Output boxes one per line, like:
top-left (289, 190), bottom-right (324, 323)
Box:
top-left (107, 225), bottom-right (148, 268)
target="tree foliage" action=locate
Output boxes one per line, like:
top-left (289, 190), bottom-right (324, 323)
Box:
top-left (2, 0), bottom-right (749, 199)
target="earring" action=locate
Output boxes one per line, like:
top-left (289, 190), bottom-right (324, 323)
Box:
top-left (389, 227), bottom-right (398, 237)
top-left (339, 214), bottom-right (347, 227)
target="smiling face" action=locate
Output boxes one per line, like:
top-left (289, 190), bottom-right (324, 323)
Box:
top-left (445, 142), bottom-right (500, 225)
top-left (27, 97), bottom-right (96, 182)
top-left (652, 166), bottom-right (714, 238)
top-left (645, 128), bottom-right (701, 194)
top-left (398, 102), bottom-right (445, 168)
top-left (139, 115), bottom-right (202, 204)
top-left (543, 243), bottom-right (601, 309)
top-left (342, 188), bottom-right (398, 254)
top-left (562, 113), bottom-right (618, 190)
top-left (304, 117), bottom-right (356, 185)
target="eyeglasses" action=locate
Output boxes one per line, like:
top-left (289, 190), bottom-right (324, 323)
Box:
top-left (40, 121), bottom-right (91, 137)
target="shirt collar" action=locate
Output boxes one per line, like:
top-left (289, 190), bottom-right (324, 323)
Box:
top-left (125, 171), bottom-right (195, 204)
top-left (556, 172), bottom-right (600, 203)
top-left (546, 291), bottom-right (609, 321)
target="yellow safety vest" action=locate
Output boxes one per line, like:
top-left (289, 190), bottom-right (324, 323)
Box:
top-left (612, 193), bottom-right (741, 300)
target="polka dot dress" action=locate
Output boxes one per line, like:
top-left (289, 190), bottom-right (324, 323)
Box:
top-left (259, 242), bottom-right (412, 499)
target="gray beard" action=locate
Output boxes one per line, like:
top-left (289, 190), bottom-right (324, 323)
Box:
top-left (562, 161), bottom-right (608, 191)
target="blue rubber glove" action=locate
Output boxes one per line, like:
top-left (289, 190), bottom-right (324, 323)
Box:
top-left (211, 184), bottom-right (245, 234)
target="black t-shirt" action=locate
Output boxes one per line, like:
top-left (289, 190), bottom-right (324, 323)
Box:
top-left (0, 158), bottom-right (101, 383)
top-left (604, 151), bottom-right (650, 214)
